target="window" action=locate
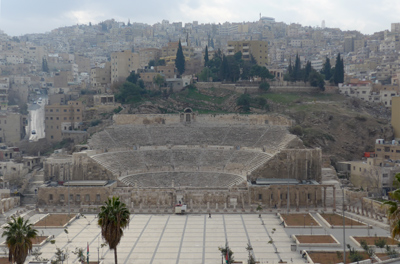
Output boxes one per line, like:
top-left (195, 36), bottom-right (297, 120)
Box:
top-left (377, 148), bottom-right (381, 151)
top-left (49, 194), bottom-right (53, 201)
top-left (76, 194), bottom-right (80, 202)
top-left (85, 194), bottom-right (90, 202)
top-left (69, 194), bottom-right (73, 201)
top-left (56, 117), bottom-right (59, 120)
top-left (385, 155), bottom-right (390, 159)
top-left (96, 194), bottom-right (101, 202)
top-left (51, 135), bottom-right (53, 139)
top-left (258, 194), bottom-right (262, 200)
top-left (64, 109), bottom-right (67, 112)
top-left (60, 194), bottom-right (65, 201)
top-left (50, 109), bottom-right (53, 112)
top-left (385, 147), bottom-right (390, 152)
top-left (383, 174), bottom-right (388, 178)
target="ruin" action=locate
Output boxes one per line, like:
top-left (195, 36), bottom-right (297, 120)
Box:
top-left (38, 110), bottom-right (333, 211)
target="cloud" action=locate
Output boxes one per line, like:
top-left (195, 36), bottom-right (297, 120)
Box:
top-left (0, 0), bottom-right (395, 35)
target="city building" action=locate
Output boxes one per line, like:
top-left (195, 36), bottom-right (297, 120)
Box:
top-left (227, 40), bottom-right (268, 66)
top-left (45, 101), bottom-right (83, 142)
top-left (111, 50), bottom-right (140, 83)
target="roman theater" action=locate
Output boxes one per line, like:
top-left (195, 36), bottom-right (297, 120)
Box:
top-left (39, 109), bottom-right (337, 212)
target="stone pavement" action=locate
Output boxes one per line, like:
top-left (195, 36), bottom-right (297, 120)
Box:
top-left (18, 213), bottom-right (302, 264)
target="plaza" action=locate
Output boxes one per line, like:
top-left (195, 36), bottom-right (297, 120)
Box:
top-left (0, 211), bottom-right (393, 264)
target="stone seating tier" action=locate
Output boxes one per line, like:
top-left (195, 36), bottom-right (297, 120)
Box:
top-left (88, 124), bottom-right (291, 150)
top-left (90, 149), bottom-right (269, 175)
top-left (120, 171), bottom-right (246, 188)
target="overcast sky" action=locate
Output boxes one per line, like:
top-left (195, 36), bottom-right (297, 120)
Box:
top-left (0, 0), bottom-right (398, 36)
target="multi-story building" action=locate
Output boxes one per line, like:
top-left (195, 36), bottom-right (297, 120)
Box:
top-left (227, 40), bottom-right (268, 66)
top-left (139, 48), bottom-right (161, 68)
top-left (111, 50), bottom-right (140, 83)
top-left (0, 77), bottom-right (9, 110)
top-left (45, 101), bottom-right (83, 142)
top-left (91, 62), bottom-right (111, 88)
top-left (0, 112), bottom-right (25, 145)
top-left (392, 97), bottom-right (400, 138)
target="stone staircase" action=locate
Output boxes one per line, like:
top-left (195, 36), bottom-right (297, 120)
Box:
top-left (245, 153), bottom-right (273, 174)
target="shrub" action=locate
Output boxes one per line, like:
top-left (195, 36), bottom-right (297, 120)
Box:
top-left (289, 125), bottom-right (303, 136)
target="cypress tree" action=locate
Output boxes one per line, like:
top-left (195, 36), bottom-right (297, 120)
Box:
top-left (334, 53), bottom-right (344, 85)
top-left (294, 54), bottom-right (301, 81)
top-left (340, 58), bottom-right (345, 83)
top-left (220, 55), bottom-right (229, 81)
top-left (322, 57), bottom-right (332, 80)
top-left (304, 61), bottom-right (312, 82)
top-left (204, 46), bottom-right (209, 67)
top-left (175, 40), bottom-right (185, 76)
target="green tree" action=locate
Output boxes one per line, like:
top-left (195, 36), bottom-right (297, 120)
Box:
top-left (303, 61), bottom-right (312, 82)
top-left (360, 240), bottom-right (375, 258)
top-left (175, 40), bottom-right (185, 76)
top-left (375, 238), bottom-right (387, 253)
top-left (98, 196), bottom-right (130, 264)
top-left (384, 174), bottom-right (400, 239)
top-left (246, 243), bottom-right (256, 264)
top-left (333, 53), bottom-right (344, 85)
top-left (322, 57), bottom-right (332, 81)
top-left (126, 71), bottom-right (140, 84)
top-left (153, 74), bottom-right (166, 89)
top-left (347, 244), bottom-right (364, 262)
top-left (2, 216), bottom-right (38, 264)
top-left (259, 82), bottom-right (270, 92)
top-left (198, 67), bottom-right (213, 82)
top-left (204, 45), bottom-right (209, 67)
top-left (218, 246), bottom-right (234, 264)
top-left (115, 82), bottom-right (146, 103)
top-left (308, 70), bottom-right (325, 91)
top-left (237, 94), bottom-right (251, 112)
top-left (72, 247), bottom-right (85, 263)
top-left (220, 55), bottom-right (229, 81)
top-left (293, 54), bottom-right (301, 81)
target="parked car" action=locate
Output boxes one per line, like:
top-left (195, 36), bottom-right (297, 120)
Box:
top-left (31, 130), bottom-right (36, 135)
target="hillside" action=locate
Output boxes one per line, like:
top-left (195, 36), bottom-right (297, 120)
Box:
top-left (112, 85), bottom-right (393, 166)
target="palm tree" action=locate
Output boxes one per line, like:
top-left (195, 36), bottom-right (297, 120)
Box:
top-left (2, 216), bottom-right (38, 264)
top-left (384, 173), bottom-right (400, 239)
top-left (98, 196), bottom-right (130, 264)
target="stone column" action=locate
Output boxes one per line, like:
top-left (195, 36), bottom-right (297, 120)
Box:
top-left (287, 187), bottom-right (290, 212)
top-left (277, 188), bottom-right (281, 209)
top-left (296, 189), bottom-right (300, 212)
top-left (323, 187), bottom-right (327, 211)
top-left (314, 188), bottom-right (318, 209)
top-left (332, 186), bottom-right (336, 211)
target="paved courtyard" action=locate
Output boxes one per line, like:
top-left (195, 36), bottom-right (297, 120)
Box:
top-left (0, 211), bottom-right (394, 264)
top-left (20, 213), bottom-right (300, 264)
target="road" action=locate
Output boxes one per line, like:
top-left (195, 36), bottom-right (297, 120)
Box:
top-left (28, 96), bottom-right (47, 142)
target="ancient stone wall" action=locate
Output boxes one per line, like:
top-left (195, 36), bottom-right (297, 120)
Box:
top-left (36, 184), bottom-right (323, 210)
top-left (37, 182), bottom-right (116, 206)
top-left (71, 152), bottom-right (115, 181)
top-left (250, 148), bottom-right (322, 182)
top-left (113, 113), bottom-right (292, 126)
top-left (195, 81), bottom-right (319, 94)
top-left (43, 156), bottom-right (73, 181)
